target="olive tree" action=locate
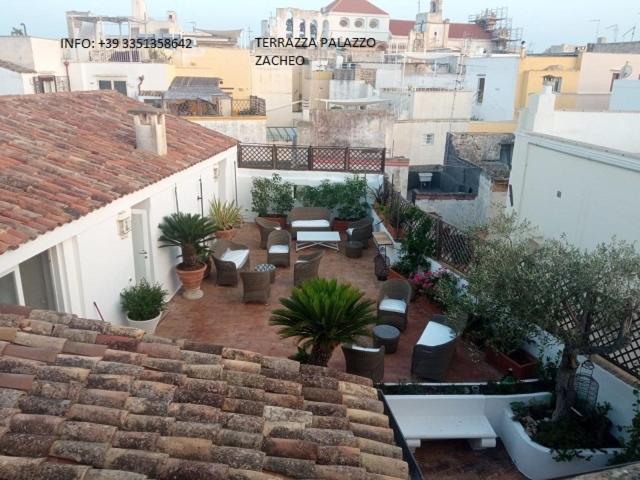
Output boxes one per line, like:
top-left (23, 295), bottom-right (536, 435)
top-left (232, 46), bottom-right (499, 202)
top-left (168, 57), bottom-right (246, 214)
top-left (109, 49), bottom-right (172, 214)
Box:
top-left (453, 214), bottom-right (640, 422)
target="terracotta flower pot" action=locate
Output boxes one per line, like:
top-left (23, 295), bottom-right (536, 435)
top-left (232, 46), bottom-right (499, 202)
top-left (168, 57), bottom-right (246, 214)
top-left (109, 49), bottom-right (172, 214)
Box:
top-left (215, 228), bottom-right (237, 241)
top-left (260, 215), bottom-right (287, 228)
top-left (176, 263), bottom-right (207, 300)
top-left (485, 346), bottom-right (539, 380)
top-left (332, 219), bottom-right (350, 233)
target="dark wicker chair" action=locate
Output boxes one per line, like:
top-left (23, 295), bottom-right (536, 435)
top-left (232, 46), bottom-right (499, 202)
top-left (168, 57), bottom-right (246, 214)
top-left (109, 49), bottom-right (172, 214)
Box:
top-left (240, 270), bottom-right (271, 304)
top-left (342, 344), bottom-right (385, 383)
top-left (293, 250), bottom-right (324, 287)
top-left (347, 217), bottom-right (373, 249)
top-left (267, 230), bottom-right (291, 267)
top-left (288, 207), bottom-right (332, 239)
top-left (211, 239), bottom-right (250, 286)
top-left (256, 217), bottom-right (281, 249)
top-left (377, 279), bottom-right (412, 331)
top-left (411, 315), bottom-right (462, 381)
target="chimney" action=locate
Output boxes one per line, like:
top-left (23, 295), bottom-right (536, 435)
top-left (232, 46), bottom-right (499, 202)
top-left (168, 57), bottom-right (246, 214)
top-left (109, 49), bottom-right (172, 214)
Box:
top-left (520, 41), bottom-right (527, 59)
top-left (128, 106), bottom-right (167, 156)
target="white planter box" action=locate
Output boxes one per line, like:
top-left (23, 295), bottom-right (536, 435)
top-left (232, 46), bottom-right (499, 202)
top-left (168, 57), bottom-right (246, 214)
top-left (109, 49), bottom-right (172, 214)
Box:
top-left (125, 312), bottom-right (162, 334)
top-left (501, 406), bottom-right (621, 480)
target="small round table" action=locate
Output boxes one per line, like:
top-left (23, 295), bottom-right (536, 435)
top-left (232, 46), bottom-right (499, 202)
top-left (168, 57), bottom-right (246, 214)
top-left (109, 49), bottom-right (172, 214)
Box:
top-left (373, 324), bottom-right (400, 354)
top-left (255, 264), bottom-right (276, 284)
top-left (346, 241), bottom-right (364, 259)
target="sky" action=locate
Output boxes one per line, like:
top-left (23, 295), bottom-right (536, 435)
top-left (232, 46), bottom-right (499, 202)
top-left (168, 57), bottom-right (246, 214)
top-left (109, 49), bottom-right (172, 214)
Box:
top-left (0, 0), bottom-right (639, 52)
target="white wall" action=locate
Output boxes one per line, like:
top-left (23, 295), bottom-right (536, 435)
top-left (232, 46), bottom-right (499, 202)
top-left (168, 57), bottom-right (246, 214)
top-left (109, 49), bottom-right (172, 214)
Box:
top-left (0, 69), bottom-right (31, 95)
top-left (509, 134), bottom-right (640, 250)
top-left (193, 118), bottom-right (267, 144)
top-left (409, 90), bottom-right (472, 120)
top-left (29, 38), bottom-right (66, 75)
top-left (326, 13), bottom-right (390, 42)
top-left (329, 79), bottom-right (374, 100)
top-left (68, 62), bottom-right (172, 98)
top-left (393, 119), bottom-right (469, 166)
top-left (578, 52), bottom-right (640, 94)
top-left (0, 148), bottom-right (237, 324)
top-left (236, 169), bottom-right (383, 219)
top-left (610, 80), bottom-right (640, 112)
top-left (465, 56), bottom-right (520, 121)
top-left (251, 64), bottom-right (298, 127)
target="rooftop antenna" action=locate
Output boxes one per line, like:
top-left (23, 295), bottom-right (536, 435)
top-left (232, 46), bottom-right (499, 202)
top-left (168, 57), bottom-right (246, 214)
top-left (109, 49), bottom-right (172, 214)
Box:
top-left (188, 21), bottom-right (196, 32)
top-left (589, 19), bottom-right (600, 41)
top-left (622, 25), bottom-right (636, 41)
top-left (606, 24), bottom-right (619, 42)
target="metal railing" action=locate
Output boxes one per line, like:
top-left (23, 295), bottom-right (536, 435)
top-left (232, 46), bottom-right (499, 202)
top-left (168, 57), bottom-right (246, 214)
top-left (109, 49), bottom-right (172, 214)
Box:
top-left (231, 96), bottom-right (266, 116)
top-left (238, 143), bottom-right (385, 173)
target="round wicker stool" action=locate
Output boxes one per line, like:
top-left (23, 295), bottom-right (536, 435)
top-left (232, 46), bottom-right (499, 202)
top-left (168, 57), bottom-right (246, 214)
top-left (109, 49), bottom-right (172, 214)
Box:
top-left (373, 324), bottom-right (400, 354)
top-left (345, 241), bottom-right (364, 259)
top-left (255, 264), bottom-right (276, 284)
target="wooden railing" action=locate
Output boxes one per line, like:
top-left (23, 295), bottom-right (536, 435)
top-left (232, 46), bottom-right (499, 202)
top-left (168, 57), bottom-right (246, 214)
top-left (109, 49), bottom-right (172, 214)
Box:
top-left (231, 96), bottom-right (266, 116)
top-left (238, 144), bottom-right (385, 173)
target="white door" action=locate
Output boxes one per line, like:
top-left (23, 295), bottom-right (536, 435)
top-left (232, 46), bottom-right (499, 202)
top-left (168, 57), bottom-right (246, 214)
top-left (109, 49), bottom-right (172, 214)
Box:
top-left (131, 209), bottom-right (153, 283)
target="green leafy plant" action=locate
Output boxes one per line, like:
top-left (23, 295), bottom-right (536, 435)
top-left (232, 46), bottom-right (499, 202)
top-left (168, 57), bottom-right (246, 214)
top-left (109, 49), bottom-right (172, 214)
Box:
top-left (270, 278), bottom-right (378, 366)
top-left (251, 174), bottom-right (294, 217)
top-left (611, 389), bottom-right (640, 465)
top-left (158, 212), bottom-right (217, 269)
top-left (394, 210), bottom-right (436, 274)
top-left (297, 180), bottom-right (339, 210)
top-left (120, 279), bottom-right (168, 321)
top-left (336, 175), bottom-right (369, 221)
top-left (209, 197), bottom-right (242, 232)
top-left (369, 182), bottom-right (390, 209)
top-left (386, 193), bottom-right (412, 231)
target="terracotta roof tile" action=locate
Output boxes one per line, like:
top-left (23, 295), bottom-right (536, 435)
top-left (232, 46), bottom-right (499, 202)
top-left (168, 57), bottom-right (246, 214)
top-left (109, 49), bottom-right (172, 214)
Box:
top-left (323, 0), bottom-right (388, 15)
top-left (389, 19), bottom-right (415, 37)
top-left (0, 91), bottom-right (237, 255)
top-left (448, 22), bottom-right (492, 39)
top-left (0, 308), bottom-right (410, 479)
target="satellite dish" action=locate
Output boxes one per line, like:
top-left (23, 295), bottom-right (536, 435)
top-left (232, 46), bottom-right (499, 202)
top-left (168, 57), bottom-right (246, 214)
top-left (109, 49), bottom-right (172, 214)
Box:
top-left (620, 61), bottom-right (633, 79)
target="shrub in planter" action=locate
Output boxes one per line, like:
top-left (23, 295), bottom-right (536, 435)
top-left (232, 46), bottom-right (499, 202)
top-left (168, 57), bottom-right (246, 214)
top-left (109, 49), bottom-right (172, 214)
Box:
top-left (209, 197), bottom-right (243, 240)
top-left (251, 174), bottom-right (294, 226)
top-left (158, 212), bottom-right (216, 300)
top-left (334, 175), bottom-right (370, 231)
top-left (120, 279), bottom-right (168, 333)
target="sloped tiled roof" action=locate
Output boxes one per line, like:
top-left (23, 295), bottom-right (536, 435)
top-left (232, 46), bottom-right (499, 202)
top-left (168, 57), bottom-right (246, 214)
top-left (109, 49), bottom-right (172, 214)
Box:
top-left (0, 91), bottom-right (237, 256)
top-left (323, 0), bottom-right (388, 16)
top-left (448, 23), bottom-right (492, 40)
top-left (0, 60), bottom-right (35, 74)
top-left (389, 20), bottom-right (415, 37)
top-left (0, 306), bottom-right (409, 479)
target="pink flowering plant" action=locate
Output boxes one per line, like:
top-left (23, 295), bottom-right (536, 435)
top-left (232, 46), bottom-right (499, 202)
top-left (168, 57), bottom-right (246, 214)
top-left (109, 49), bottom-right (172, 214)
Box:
top-left (408, 268), bottom-right (455, 301)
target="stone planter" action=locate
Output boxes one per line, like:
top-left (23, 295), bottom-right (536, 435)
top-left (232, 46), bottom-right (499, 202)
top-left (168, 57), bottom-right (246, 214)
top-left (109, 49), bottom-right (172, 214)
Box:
top-left (385, 222), bottom-right (404, 240)
top-left (501, 406), bottom-right (622, 480)
top-left (485, 346), bottom-right (539, 380)
top-left (259, 215), bottom-right (287, 228)
top-left (176, 263), bottom-right (207, 300)
top-left (126, 312), bottom-right (162, 334)
top-left (332, 219), bottom-right (351, 233)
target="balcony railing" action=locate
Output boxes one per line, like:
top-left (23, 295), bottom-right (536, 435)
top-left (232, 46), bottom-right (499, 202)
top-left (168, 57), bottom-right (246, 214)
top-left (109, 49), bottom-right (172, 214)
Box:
top-left (231, 96), bottom-right (266, 116)
top-left (86, 48), bottom-right (172, 63)
top-left (238, 143), bottom-right (385, 173)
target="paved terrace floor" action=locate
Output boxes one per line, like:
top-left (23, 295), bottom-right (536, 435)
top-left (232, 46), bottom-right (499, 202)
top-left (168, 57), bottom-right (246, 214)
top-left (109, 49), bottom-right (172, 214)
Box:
top-left (158, 223), bottom-right (502, 383)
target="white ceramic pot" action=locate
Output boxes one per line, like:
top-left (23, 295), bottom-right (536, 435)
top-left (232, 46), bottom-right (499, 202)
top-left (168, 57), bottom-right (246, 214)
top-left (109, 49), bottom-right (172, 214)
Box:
top-left (125, 311), bottom-right (163, 334)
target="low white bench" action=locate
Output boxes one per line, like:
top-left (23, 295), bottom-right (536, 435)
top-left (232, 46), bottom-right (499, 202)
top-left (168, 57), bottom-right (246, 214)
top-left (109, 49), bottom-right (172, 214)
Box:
top-left (387, 396), bottom-right (497, 450)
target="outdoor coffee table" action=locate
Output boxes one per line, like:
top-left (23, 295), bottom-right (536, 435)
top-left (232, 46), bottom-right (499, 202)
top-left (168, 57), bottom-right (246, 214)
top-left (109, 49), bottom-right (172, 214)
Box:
top-left (296, 231), bottom-right (341, 252)
top-left (373, 324), bottom-right (401, 354)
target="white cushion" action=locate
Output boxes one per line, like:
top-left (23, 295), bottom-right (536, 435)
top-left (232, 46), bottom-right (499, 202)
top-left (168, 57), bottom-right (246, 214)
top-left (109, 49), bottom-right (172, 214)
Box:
top-left (379, 298), bottom-right (407, 314)
top-left (274, 226), bottom-right (282, 230)
top-left (351, 345), bottom-right (381, 353)
top-left (221, 249), bottom-right (249, 268)
top-left (291, 220), bottom-right (330, 228)
top-left (417, 321), bottom-right (456, 347)
top-left (295, 260), bottom-right (308, 264)
top-left (346, 228), bottom-right (355, 236)
top-left (269, 245), bottom-right (289, 254)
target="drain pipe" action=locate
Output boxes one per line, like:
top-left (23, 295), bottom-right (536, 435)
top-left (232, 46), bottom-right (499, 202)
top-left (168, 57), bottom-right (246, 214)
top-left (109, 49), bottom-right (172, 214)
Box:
top-left (63, 60), bottom-right (71, 91)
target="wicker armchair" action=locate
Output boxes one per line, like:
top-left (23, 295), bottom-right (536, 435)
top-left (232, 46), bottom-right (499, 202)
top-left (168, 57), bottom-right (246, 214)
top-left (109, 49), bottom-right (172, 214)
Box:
top-left (211, 239), bottom-right (251, 286)
top-left (377, 279), bottom-right (412, 331)
top-left (293, 250), bottom-right (324, 287)
top-left (267, 230), bottom-right (291, 267)
top-left (288, 207), bottom-right (332, 239)
top-left (342, 344), bottom-right (385, 383)
top-left (240, 270), bottom-right (271, 304)
top-left (256, 217), bottom-right (281, 249)
top-left (347, 217), bottom-right (373, 249)
top-left (411, 315), bottom-right (461, 381)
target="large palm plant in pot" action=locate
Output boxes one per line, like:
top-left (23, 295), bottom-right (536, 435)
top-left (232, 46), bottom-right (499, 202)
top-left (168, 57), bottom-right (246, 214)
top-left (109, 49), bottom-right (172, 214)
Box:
top-left (270, 278), bottom-right (378, 366)
top-left (209, 197), bottom-right (243, 240)
top-left (158, 212), bottom-right (216, 300)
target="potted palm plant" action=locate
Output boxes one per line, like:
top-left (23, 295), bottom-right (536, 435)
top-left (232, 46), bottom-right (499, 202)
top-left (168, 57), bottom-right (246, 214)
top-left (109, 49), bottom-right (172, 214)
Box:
top-left (270, 278), bottom-right (377, 366)
top-left (158, 212), bottom-right (216, 300)
top-left (209, 197), bottom-right (243, 240)
top-left (120, 279), bottom-right (168, 333)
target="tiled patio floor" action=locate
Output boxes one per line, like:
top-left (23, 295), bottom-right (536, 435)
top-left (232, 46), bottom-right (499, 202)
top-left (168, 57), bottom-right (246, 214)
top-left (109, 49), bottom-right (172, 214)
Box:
top-left (157, 224), bottom-right (502, 383)
top-left (415, 440), bottom-right (525, 479)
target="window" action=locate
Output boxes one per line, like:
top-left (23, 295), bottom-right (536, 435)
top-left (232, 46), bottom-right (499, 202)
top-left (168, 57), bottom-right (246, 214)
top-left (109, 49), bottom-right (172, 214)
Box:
top-left (98, 79), bottom-right (128, 96)
top-left (34, 76), bottom-right (57, 94)
top-left (423, 134), bottom-right (435, 145)
top-left (610, 72), bottom-right (621, 92)
top-left (339, 17), bottom-right (349, 28)
top-left (543, 75), bottom-right (562, 93)
top-left (0, 272), bottom-right (19, 305)
top-left (354, 18), bottom-right (364, 28)
top-left (476, 77), bottom-right (486, 104)
top-left (369, 19), bottom-right (379, 29)
top-left (500, 143), bottom-right (514, 169)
